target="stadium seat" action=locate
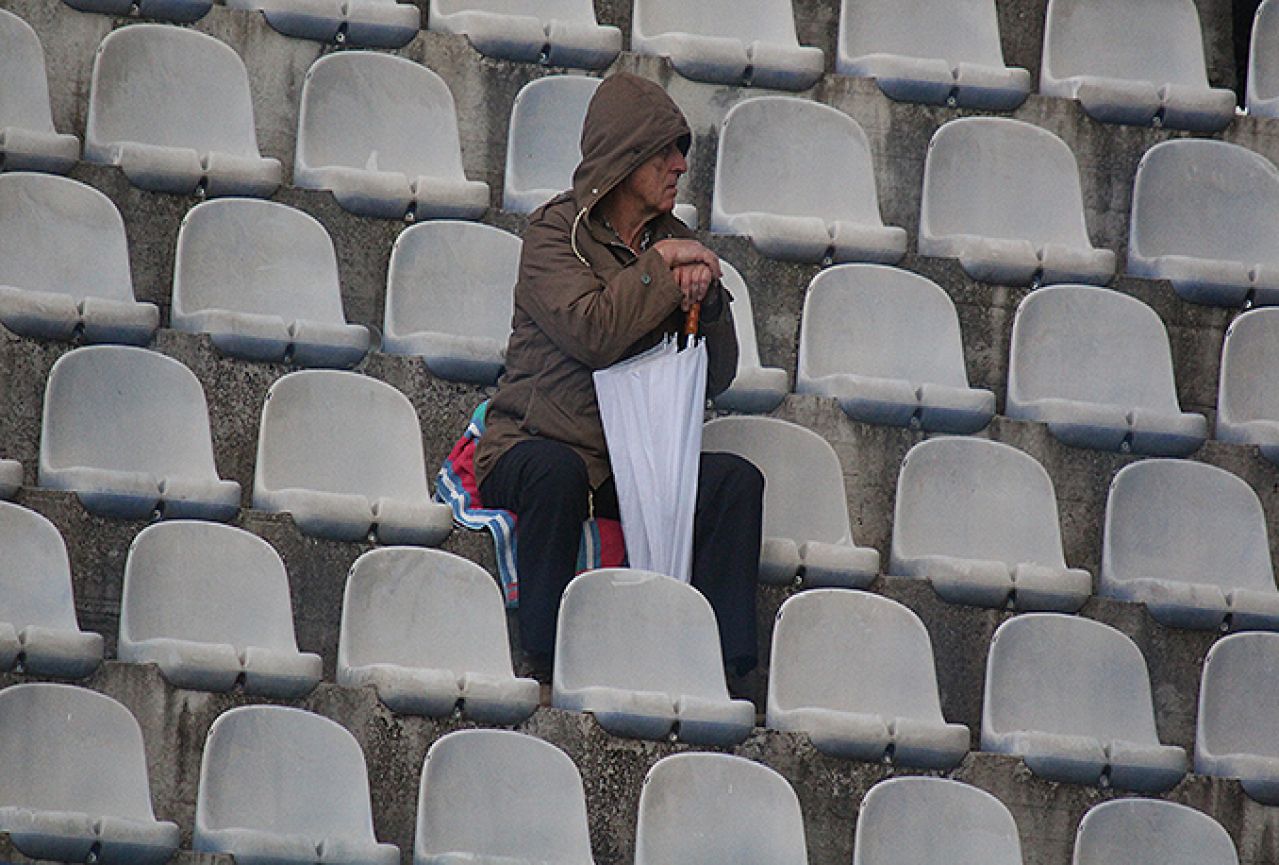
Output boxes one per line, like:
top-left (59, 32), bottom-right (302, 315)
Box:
top-left (709, 260), bottom-right (788, 413)
top-left (0, 501), bottom-right (102, 678)
top-left (119, 520), bottom-right (322, 696)
top-left (631, 0), bottom-right (823, 90)
top-left (253, 370), bottom-right (453, 544)
top-left (919, 117), bottom-right (1115, 286)
top-left (428, 0), bottom-right (621, 68)
top-left (701, 416), bottom-right (880, 587)
top-left (0, 172), bottom-right (157, 344)
top-left (1006, 285), bottom-right (1206, 454)
top-left (983, 613), bottom-right (1187, 792)
top-left (837, 0), bottom-right (1030, 110)
top-left (712, 96), bottom-right (906, 265)
top-left (1249, 0), bottom-right (1279, 118)
top-left (797, 263), bottom-right (994, 433)
top-left (552, 568), bottom-right (754, 745)
top-left (172, 198), bottom-right (369, 367)
top-left (0, 683), bottom-right (179, 865)
top-left (415, 730), bottom-right (594, 865)
top-left (1072, 799), bottom-right (1239, 865)
top-left (0, 461), bottom-right (19, 498)
top-left (890, 437), bottom-right (1091, 611)
top-left (294, 51), bottom-right (489, 220)
top-left (195, 705), bottom-right (399, 865)
top-left (84, 25), bottom-right (281, 197)
top-left (767, 590), bottom-right (969, 768)
top-left (1040, 0), bottom-right (1234, 131)
top-left (226, 0), bottom-right (418, 47)
top-left (39, 346), bottom-right (241, 521)
top-left (1101, 459), bottom-right (1279, 631)
top-left (1128, 139), bottom-right (1279, 307)
top-left (852, 777), bottom-right (1023, 865)
top-left (1218, 307), bottom-right (1279, 460)
top-left (61, 0), bottom-right (210, 22)
top-left (634, 753), bottom-right (807, 865)
top-left (338, 547), bottom-right (538, 724)
top-left (0, 9), bottom-right (79, 173)
top-left (503, 74), bottom-right (599, 214)
top-left (1196, 631), bottom-right (1279, 805)
top-left (383, 220), bottom-right (518, 384)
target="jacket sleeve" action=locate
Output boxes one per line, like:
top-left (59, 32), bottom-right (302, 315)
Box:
top-left (700, 281), bottom-right (739, 399)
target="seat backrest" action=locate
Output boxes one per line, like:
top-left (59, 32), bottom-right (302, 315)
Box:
top-left (0, 502), bottom-right (80, 632)
top-left (1198, 631), bottom-right (1279, 759)
top-left (1250, 0), bottom-right (1279, 107)
top-left (635, 0), bottom-right (803, 45)
top-left (0, 9), bottom-right (59, 133)
top-left (415, 729), bottom-right (594, 864)
top-left (504, 74), bottom-right (599, 205)
top-left (799, 263), bottom-right (971, 388)
top-left (1220, 307), bottom-right (1279, 424)
top-left (0, 172), bottom-right (135, 304)
top-left (853, 777), bottom-right (1022, 865)
top-left (840, 0), bottom-right (1009, 68)
top-left (720, 259), bottom-right (769, 371)
top-left (634, 753), bottom-right (807, 865)
top-left (1043, 0), bottom-right (1211, 88)
top-left (433, 0), bottom-right (601, 23)
top-left (1072, 799), bottom-right (1238, 865)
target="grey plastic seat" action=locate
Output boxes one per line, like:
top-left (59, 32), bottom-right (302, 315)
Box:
top-left (767, 590), bottom-right (968, 768)
top-left (710, 260), bottom-right (787, 413)
top-left (983, 613), bottom-right (1186, 792)
top-left (0, 172), bottom-right (157, 344)
top-left (890, 437), bottom-right (1090, 611)
top-left (0, 502), bottom-right (102, 679)
top-left (0, 683), bottom-right (179, 865)
top-left (552, 568), bottom-right (754, 745)
top-left (415, 730), bottom-right (594, 865)
top-left (429, 0), bottom-right (620, 68)
top-left (919, 117), bottom-right (1115, 286)
top-left (1249, 0), bottom-right (1279, 118)
top-left (712, 96), bottom-right (906, 265)
top-left (61, 0), bottom-right (210, 22)
top-left (634, 753), bottom-right (807, 865)
top-left (1072, 799), bottom-right (1239, 865)
top-left (120, 521), bottom-right (321, 696)
top-left (632, 0), bottom-right (823, 90)
top-left (1218, 307), bottom-right (1279, 460)
top-left (1007, 285), bottom-right (1206, 454)
top-left (1196, 632), bottom-right (1279, 805)
top-left (195, 705), bottom-right (399, 865)
top-left (702, 416), bottom-right (879, 587)
top-left (39, 346), bottom-right (241, 521)
top-left (0, 461), bottom-right (19, 498)
top-left (837, 0), bottom-right (1029, 110)
top-left (294, 51), bottom-right (489, 221)
top-left (853, 777), bottom-right (1022, 865)
top-left (383, 220), bottom-right (519, 384)
top-left (253, 370), bottom-right (453, 545)
top-left (338, 547), bottom-right (538, 724)
top-left (1101, 460), bottom-right (1279, 631)
top-left (226, 0), bottom-right (418, 47)
top-left (797, 264), bottom-right (994, 433)
top-left (1041, 0), bottom-right (1234, 131)
top-left (173, 198), bottom-right (369, 367)
top-left (84, 25), bottom-right (281, 197)
top-left (1128, 139), bottom-right (1279, 307)
top-left (503, 74), bottom-right (599, 214)
top-left (0, 10), bottom-right (79, 173)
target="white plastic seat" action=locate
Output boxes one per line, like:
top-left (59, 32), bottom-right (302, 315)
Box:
top-left (1072, 799), bottom-right (1239, 865)
top-left (837, 0), bottom-right (1030, 110)
top-left (415, 730), bottom-right (594, 865)
top-left (338, 547), bottom-right (538, 724)
top-left (383, 220), bottom-right (519, 384)
top-left (634, 753), bottom-right (807, 865)
top-left (552, 568), bottom-right (754, 745)
top-left (767, 590), bottom-right (968, 768)
top-left (1128, 139), bottom-right (1279, 307)
top-left (632, 0), bottom-right (823, 90)
top-left (919, 117), bottom-right (1115, 286)
top-left (429, 0), bottom-right (620, 68)
top-left (120, 521), bottom-right (321, 696)
top-left (710, 260), bottom-right (787, 413)
top-left (195, 705), bottom-right (399, 865)
top-left (1196, 631), bottom-right (1279, 805)
top-left (226, 0), bottom-right (418, 47)
top-left (0, 683), bottom-right (179, 865)
top-left (61, 0), bottom-right (211, 22)
top-left (84, 25), bottom-right (281, 197)
top-left (173, 198), bottom-right (369, 367)
top-left (1218, 307), bottom-right (1279, 460)
top-left (712, 96), bottom-right (905, 265)
top-left (702, 416), bottom-right (879, 587)
top-left (294, 51), bottom-right (489, 221)
top-left (983, 613), bottom-right (1187, 792)
top-left (0, 502), bottom-right (102, 679)
top-left (890, 437), bottom-right (1090, 611)
top-left (1249, 0), bottom-right (1279, 118)
top-left (1041, 0), bottom-right (1234, 131)
top-left (797, 264), bottom-right (994, 433)
top-left (852, 777), bottom-right (1023, 865)
top-left (1007, 285), bottom-right (1206, 454)
top-left (39, 346), bottom-right (241, 521)
top-left (503, 74), bottom-right (599, 214)
top-left (253, 370), bottom-right (453, 544)
top-left (0, 172), bottom-right (157, 344)
top-left (0, 10), bottom-right (79, 173)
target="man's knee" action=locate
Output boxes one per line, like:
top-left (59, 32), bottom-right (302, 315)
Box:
top-left (702, 451), bottom-right (765, 500)
top-left (518, 440), bottom-right (591, 504)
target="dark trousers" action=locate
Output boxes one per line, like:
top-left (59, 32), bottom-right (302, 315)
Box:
top-left (479, 438), bottom-right (762, 673)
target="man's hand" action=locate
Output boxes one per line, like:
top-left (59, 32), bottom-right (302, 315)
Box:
top-left (653, 239), bottom-right (721, 311)
top-left (672, 263), bottom-right (715, 311)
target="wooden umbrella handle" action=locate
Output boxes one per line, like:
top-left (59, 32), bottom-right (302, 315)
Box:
top-left (684, 302), bottom-right (701, 336)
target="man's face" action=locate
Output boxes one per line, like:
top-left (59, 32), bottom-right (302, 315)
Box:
top-left (620, 140), bottom-right (687, 215)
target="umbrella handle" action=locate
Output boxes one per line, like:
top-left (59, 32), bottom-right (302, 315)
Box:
top-left (684, 302), bottom-right (701, 336)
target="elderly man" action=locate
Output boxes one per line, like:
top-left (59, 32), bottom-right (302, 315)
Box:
top-left (476, 72), bottom-right (763, 678)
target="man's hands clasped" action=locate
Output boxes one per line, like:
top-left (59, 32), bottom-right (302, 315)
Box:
top-left (653, 238), bottom-right (722, 312)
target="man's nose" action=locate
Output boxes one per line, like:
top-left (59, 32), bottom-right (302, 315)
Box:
top-left (671, 151), bottom-right (688, 175)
